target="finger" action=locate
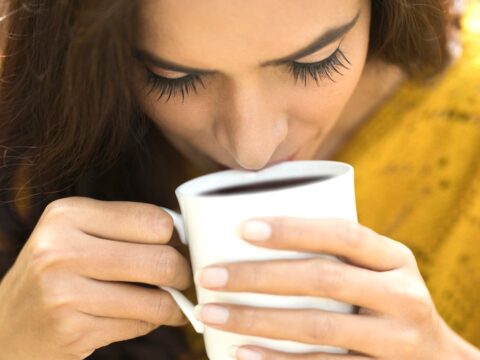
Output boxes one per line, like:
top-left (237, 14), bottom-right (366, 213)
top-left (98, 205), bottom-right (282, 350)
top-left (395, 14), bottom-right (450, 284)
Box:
top-left (72, 232), bottom-right (192, 289)
top-left (197, 258), bottom-right (391, 313)
top-left (239, 218), bottom-right (414, 271)
top-left (196, 304), bottom-right (391, 356)
top-left (80, 314), bottom-right (160, 352)
top-left (74, 276), bottom-right (187, 326)
top-left (231, 345), bottom-right (372, 360)
top-left (41, 197), bottom-right (174, 244)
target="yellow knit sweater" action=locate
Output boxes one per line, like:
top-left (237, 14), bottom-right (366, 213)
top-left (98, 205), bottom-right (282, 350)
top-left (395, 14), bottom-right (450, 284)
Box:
top-left (183, 2), bottom-right (480, 355)
top-left (334, 4), bottom-right (480, 347)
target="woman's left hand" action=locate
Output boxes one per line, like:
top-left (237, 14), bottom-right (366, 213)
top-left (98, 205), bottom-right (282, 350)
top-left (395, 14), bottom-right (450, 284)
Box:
top-left (195, 217), bottom-right (455, 359)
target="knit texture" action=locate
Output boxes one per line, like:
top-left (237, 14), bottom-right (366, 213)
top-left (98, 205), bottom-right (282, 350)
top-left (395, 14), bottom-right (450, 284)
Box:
top-left (333, 2), bottom-right (480, 346)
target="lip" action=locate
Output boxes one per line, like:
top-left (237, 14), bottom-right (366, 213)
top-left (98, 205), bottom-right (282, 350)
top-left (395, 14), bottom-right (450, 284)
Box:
top-left (215, 151), bottom-right (298, 170)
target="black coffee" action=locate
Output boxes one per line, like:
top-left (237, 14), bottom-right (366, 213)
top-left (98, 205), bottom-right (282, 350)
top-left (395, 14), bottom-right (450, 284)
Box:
top-left (201, 175), bottom-right (332, 196)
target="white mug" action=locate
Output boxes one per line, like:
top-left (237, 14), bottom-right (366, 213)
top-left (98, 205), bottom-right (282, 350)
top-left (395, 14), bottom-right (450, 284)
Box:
top-left (159, 160), bottom-right (357, 359)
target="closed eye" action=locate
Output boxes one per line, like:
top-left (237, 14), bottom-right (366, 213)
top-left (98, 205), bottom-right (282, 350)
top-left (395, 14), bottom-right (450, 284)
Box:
top-left (143, 47), bottom-right (351, 103)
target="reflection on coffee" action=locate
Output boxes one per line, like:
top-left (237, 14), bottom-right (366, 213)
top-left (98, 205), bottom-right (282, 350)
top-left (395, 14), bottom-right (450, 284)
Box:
top-left (201, 175), bottom-right (333, 195)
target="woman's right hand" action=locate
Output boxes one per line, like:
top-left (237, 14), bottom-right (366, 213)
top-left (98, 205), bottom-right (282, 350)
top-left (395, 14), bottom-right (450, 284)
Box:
top-left (0, 197), bottom-right (192, 360)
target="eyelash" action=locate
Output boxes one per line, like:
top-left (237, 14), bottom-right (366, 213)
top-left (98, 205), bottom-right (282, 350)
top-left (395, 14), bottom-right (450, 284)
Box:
top-left (144, 47), bottom-right (351, 103)
top-left (288, 48), bottom-right (351, 87)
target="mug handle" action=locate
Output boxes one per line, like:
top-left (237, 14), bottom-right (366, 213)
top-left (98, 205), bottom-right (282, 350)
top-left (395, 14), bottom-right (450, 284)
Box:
top-left (159, 207), bottom-right (205, 334)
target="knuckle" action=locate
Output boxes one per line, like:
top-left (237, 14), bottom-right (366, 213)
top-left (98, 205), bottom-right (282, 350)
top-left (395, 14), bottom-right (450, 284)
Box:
top-left (164, 303), bottom-right (186, 325)
top-left (150, 294), bottom-right (175, 324)
top-left (309, 313), bottom-right (338, 344)
top-left (52, 312), bottom-right (87, 345)
top-left (404, 282), bottom-right (429, 307)
top-left (38, 274), bottom-right (76, 310)
top-left (133, 320), bottom-right (156, 337)
top-left (43, 197), bottom-right (80, 221)
top-left (394, 241), bottom-right (416, 264)
top-left (29, 227), bottom-right (74, 274)
top-left (152, 247), bottom-right (181, 285)
top-left (310, 259), bottom-right (344, 297)
top-left (410, 295), bottom-right (435, 323)
top-left (334, 219), bottom-right (365, 250)
top-left (29, 241), bottom-right (58, 275)
top-left (134, 205), bottom-right (174, 241)
top-left (392, 275), bottom-right (433, 322)
top-left (62, 331), bottom-right (89, 355)
top-left (244, 262), bottom-right (267, 291)
top-left (398, 327), bottom-right (422, 355)
top-left (384, 272), bottom-right (405, 298)
top-left (238, 307), bottom-right (258, 333)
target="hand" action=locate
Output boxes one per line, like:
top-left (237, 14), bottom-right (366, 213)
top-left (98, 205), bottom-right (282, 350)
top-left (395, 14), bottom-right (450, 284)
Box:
top-left (0, 197), bottom-right (191, 360)
top-left (195, 217), bottom-right (462, 359)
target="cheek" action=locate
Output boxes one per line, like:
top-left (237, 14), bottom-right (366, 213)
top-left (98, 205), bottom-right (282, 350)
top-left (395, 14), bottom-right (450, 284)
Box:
top-left (135, 62), bottom-right (209, 138)
top-left (282, 36), bottom-right (370, 127)
top-left (135, 75), bottom-right (212, 139)
top-left (287, 62), bottom-right (366, 129)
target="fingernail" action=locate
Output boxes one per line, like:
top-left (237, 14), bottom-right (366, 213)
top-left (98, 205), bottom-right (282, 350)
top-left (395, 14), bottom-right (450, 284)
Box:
top-left (228, 346), bottom-right (263, 360)
top-left (237, 347), bottom-right (263, 360)
top-left (196, 267), bottom-right (229, 288)
top-left (194, 304), bottom-right (229, 324)
top-left (241, 220), bottom-right (271, 241)
top-left (228, 345), bottom-right (239, 358)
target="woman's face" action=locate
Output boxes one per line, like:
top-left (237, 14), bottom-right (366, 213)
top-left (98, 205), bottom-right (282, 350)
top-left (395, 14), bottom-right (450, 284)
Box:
top-left (135, 0), bottom-right (371, 172)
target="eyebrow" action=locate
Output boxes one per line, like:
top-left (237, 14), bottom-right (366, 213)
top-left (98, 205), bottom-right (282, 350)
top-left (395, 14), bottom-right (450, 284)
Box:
top-left (261, 10), bottom-right (361, 67)
top-left (133, 10), bottom-right (360, 74)
top-left (133, 48), bottom-right (218, 75)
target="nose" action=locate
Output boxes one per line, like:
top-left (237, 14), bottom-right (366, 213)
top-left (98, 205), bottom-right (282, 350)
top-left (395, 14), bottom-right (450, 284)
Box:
top-left (213, 76), bottom-right (288, 170)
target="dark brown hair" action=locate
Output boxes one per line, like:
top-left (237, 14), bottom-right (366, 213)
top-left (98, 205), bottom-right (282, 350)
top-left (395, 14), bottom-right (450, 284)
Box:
top-left (0, 0), bottom-right (451, 358)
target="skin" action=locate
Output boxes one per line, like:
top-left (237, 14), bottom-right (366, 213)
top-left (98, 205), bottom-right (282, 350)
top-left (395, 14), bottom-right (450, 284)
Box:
top-left (0, 198), bottom-right (191, 359)
top-left (197, 218), bottom-right (480, 359)
top-left (133, 0), bottom-right (480, 359)
top-left (0, 1), bottom-right (475, 359)
top-left (135, 0), bottom-right (405, 172)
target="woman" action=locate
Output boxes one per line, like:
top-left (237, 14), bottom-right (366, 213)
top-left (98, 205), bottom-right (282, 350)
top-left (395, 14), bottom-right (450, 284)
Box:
top-left (0, 0), bottom-right (478, 359)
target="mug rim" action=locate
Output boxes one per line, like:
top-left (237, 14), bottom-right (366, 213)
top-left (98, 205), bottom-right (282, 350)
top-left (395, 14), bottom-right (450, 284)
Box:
top-left (175, 160), bottom-right (353, 198)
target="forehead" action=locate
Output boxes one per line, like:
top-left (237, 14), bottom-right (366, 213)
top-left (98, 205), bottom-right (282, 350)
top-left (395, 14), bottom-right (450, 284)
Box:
top-left (137, 0), bottom-right (362, 71)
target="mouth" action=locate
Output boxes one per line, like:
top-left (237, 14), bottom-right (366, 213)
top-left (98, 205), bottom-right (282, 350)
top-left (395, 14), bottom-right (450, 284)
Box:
top-left (214, 151), bottom-right (298, 170)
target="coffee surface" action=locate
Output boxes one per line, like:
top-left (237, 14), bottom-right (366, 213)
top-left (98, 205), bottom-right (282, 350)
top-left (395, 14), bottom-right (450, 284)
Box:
top-left (201, 175), bottom-right (333, 195)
